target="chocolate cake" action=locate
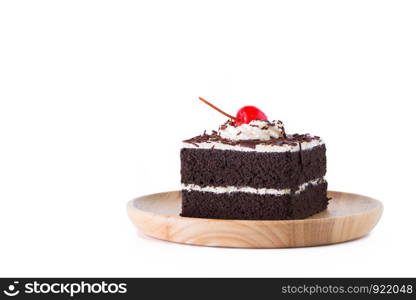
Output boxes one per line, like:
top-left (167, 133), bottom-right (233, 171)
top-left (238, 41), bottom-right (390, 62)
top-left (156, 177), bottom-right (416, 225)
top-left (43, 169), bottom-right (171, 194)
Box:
top-left (180, 98), bottom-right (328, 220)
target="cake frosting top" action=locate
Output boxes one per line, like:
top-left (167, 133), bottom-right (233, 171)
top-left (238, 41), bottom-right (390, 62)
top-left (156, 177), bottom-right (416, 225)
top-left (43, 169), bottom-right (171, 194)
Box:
top-left (183, 119), bottom-right (323, 152)
top-left (218, 120), bottom-right (285, 141)
top-left (183, 97), bottom-right (323, 152)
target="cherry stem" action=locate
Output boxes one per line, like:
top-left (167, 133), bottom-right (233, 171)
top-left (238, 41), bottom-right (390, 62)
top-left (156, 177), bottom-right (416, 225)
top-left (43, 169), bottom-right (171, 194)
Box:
top-left (198, 97), bottom-right (237, 120)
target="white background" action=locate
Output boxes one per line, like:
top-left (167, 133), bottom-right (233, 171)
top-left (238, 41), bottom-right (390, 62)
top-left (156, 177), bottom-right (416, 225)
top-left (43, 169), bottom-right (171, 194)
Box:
top-left (0, 0), bottom-right (415, 277)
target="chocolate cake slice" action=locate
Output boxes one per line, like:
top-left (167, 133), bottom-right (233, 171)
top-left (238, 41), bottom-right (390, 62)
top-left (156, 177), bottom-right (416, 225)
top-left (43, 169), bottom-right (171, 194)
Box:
top-left (180, 99), bottom-right (328, 220)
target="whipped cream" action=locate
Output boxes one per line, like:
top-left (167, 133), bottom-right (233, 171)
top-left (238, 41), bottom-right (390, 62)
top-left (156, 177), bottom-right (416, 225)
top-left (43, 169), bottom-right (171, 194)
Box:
top-left (218, 120), bottom-right (285, 141)
top-left (182, 138), bottom-right (323, 152)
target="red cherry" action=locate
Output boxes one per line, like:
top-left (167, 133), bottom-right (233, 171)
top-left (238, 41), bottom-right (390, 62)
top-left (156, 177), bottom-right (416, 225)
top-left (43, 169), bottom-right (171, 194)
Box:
top-left (234, 106), bottom-right (268, 126)
top-left (197, 97), bottom-right (268, 126)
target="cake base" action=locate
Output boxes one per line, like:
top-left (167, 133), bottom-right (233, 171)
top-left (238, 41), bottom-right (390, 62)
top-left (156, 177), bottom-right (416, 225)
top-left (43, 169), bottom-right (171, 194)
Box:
top-left (181, 182), bottom-right (328, 220)
top-left (127, 190), bottom-right (383, 248)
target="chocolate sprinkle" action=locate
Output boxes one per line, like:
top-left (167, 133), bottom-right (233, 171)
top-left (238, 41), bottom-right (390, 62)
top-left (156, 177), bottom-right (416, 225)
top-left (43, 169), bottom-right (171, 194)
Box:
top-left (183, 130), bottom-right (319, 149)
top-left (183, 120), bottom-right (319, 149)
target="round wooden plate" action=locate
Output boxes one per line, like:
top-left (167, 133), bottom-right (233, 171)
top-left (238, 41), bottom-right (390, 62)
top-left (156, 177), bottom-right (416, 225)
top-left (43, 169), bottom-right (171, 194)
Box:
top-left (127, 191), bottom-right (383, 248)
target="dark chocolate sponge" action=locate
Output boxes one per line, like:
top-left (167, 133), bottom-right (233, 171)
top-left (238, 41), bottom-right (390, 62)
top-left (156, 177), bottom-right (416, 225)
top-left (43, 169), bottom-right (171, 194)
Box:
top-left (181, 181), bottom-right (328, 220)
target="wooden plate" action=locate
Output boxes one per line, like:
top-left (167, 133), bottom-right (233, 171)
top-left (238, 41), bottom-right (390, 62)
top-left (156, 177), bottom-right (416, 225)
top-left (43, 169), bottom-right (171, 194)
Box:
top-left (127, 191), bottom-right (383, 248)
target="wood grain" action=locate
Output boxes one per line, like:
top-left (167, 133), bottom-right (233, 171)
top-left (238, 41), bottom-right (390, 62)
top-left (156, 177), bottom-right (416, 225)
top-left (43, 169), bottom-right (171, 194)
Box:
top-left (127, 191), bottom-right (383, 248)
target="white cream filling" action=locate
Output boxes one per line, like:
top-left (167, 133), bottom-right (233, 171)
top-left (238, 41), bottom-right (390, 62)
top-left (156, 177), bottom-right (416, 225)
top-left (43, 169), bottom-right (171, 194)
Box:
top-left (182, 138), bottom-right (324, 153)
top-left (182, 178), bottom-right (325, 196)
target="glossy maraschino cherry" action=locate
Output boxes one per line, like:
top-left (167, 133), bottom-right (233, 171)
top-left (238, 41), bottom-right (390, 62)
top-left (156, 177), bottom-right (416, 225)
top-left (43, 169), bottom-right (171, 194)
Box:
top-left (234, 106), bottom-right (268, 126)
top-left (198, 97), bottom-right (268, 126)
